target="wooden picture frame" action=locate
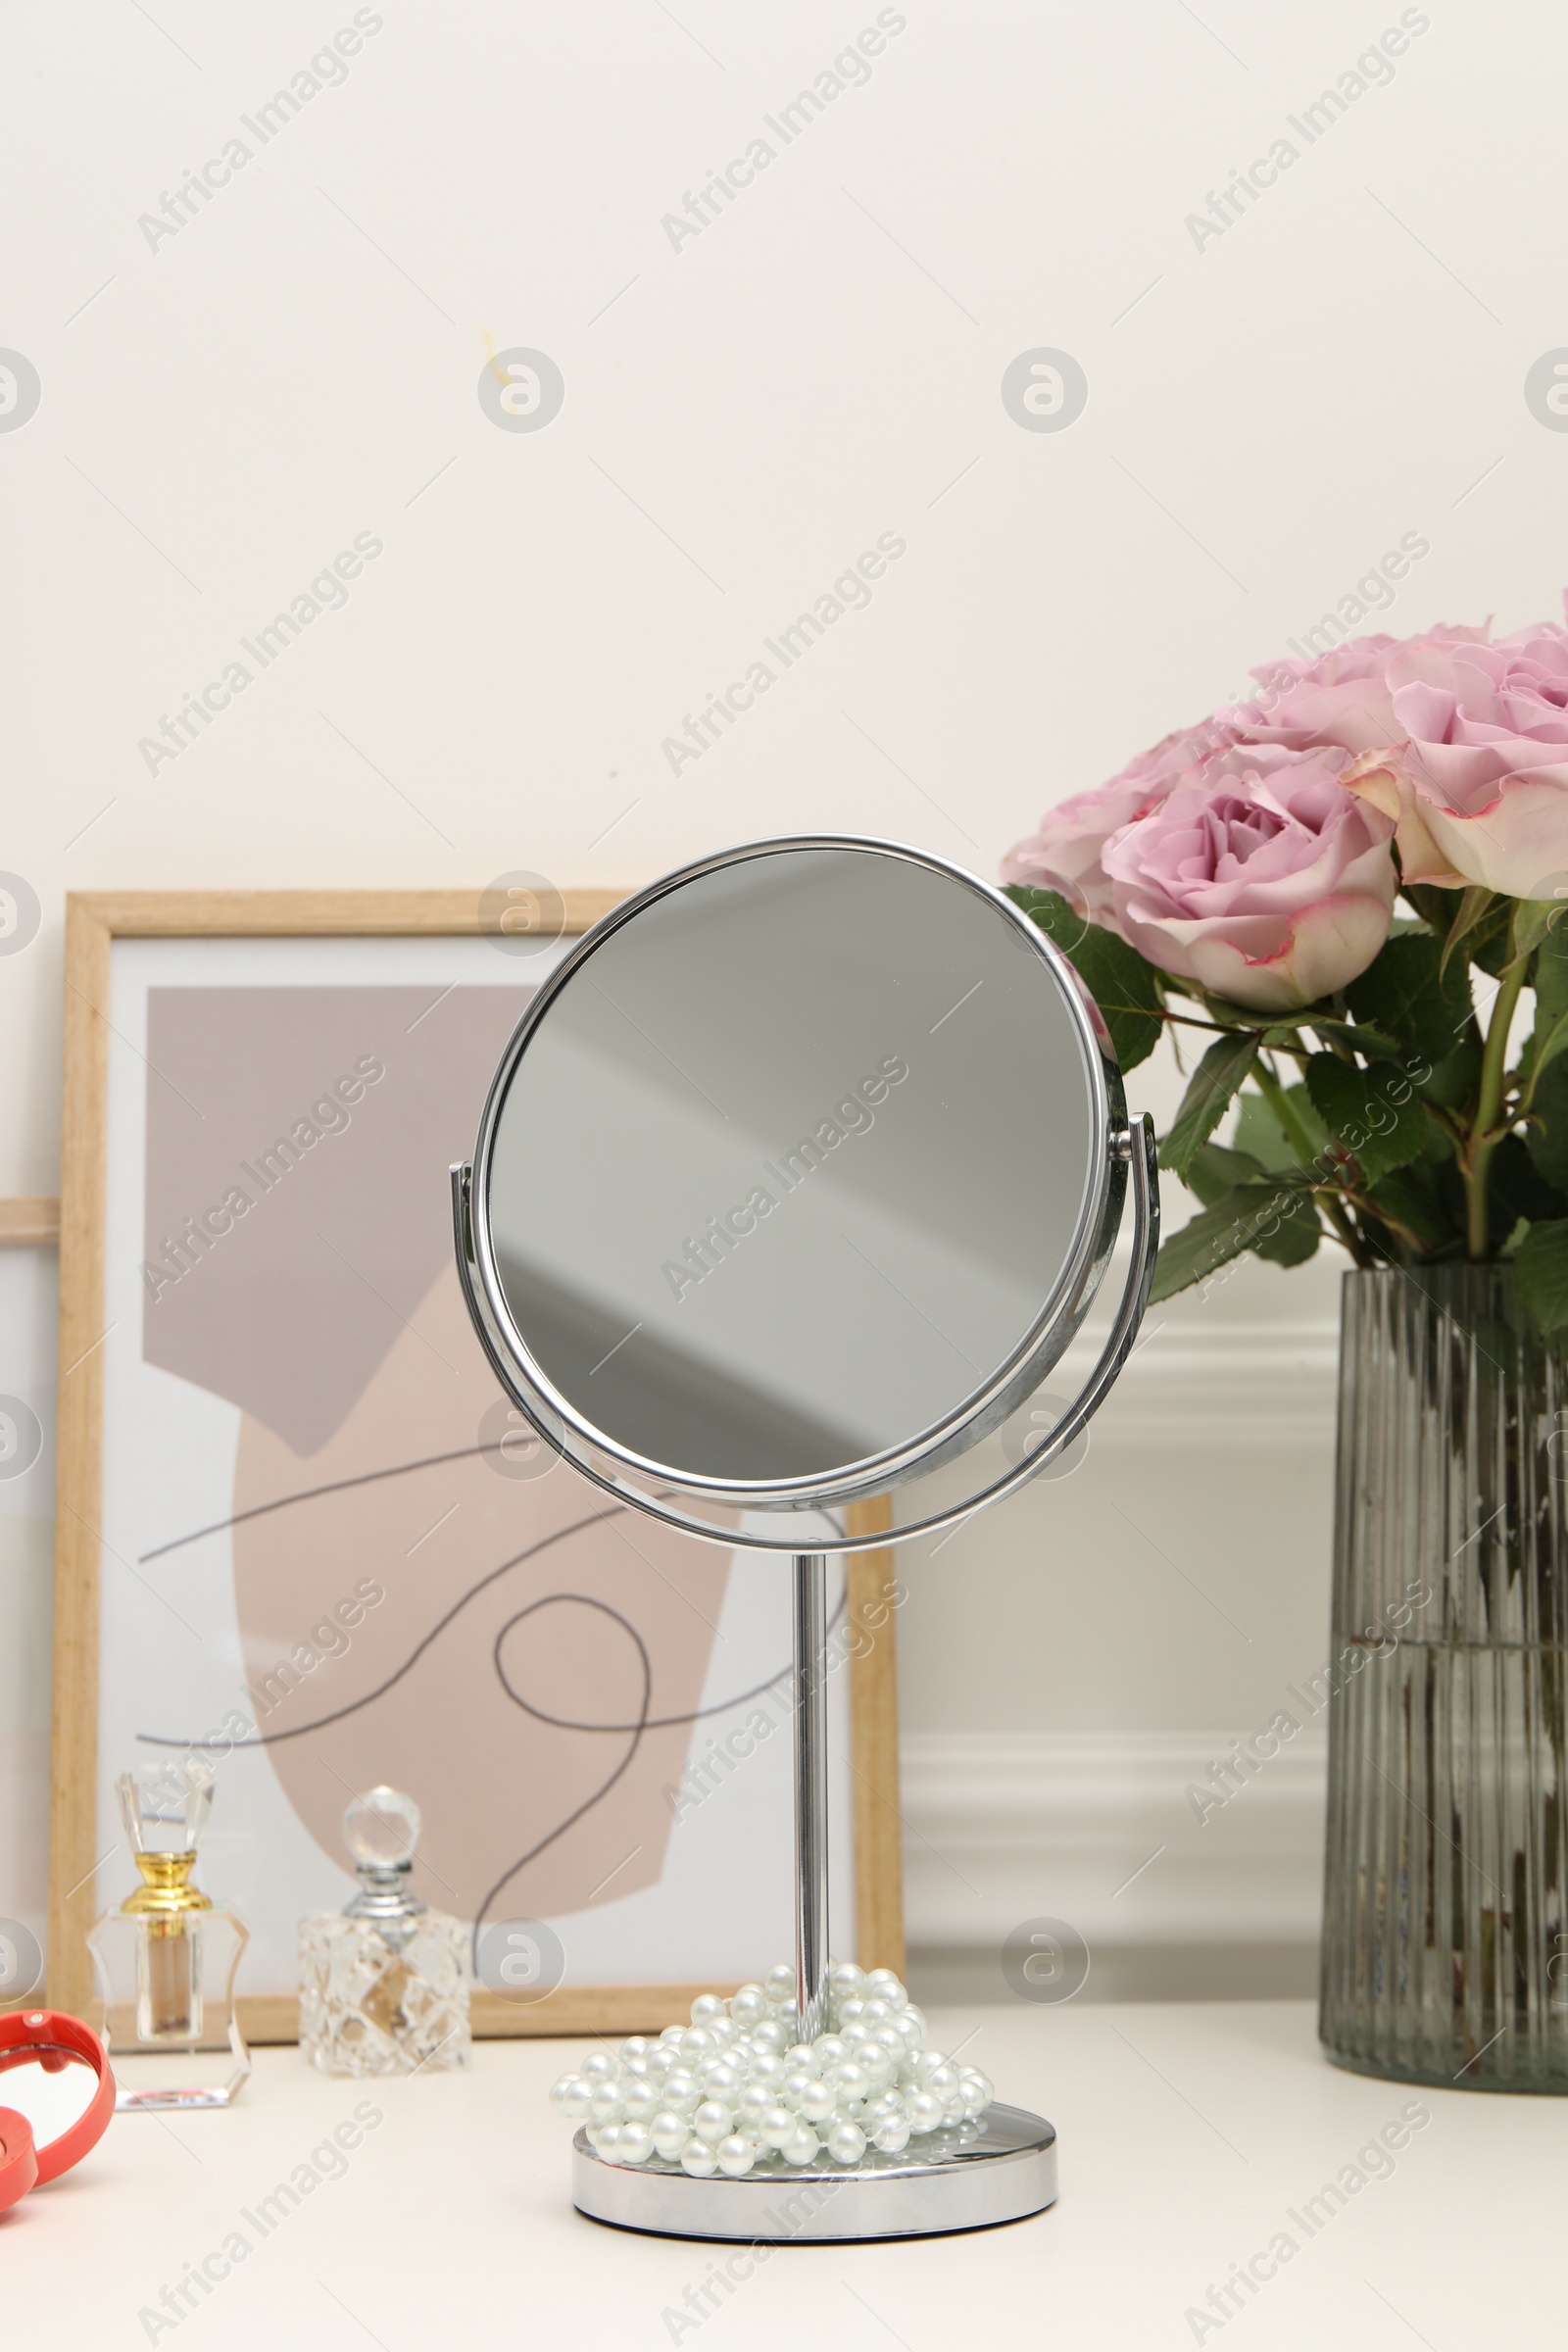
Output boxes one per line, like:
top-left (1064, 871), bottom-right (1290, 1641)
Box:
top-left (49, 892), bottom-right (905, 2039)
top-left (0, 1201), bottom-right (59, 2017)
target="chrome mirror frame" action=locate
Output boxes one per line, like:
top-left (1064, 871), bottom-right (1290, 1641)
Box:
top-left (453, 834), bottom-right (1159, 1556)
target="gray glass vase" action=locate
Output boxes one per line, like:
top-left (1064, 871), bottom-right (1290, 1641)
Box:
top-left (1321, 1264), bottom-right (1568, 2090)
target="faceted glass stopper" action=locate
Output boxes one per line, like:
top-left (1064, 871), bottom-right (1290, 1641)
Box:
top-left (118, 1760), bottom-right (215, 1856)
top-left (343, 1787), bottom-right (420, 1869)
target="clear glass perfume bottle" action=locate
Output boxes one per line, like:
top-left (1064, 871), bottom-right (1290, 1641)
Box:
top-left (298, 1787), bottom-right (470, 2077)
top-left (86, 1760), bottom-right (251, 2110)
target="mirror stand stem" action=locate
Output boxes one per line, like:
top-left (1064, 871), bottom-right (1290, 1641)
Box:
top-left (792, 1551), bottom-right (830, 2044)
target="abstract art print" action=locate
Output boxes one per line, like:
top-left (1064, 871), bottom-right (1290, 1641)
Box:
top-left (49, 896), bottom-right (903, 2036)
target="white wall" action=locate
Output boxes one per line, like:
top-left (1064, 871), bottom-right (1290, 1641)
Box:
top-left (4, 0), bottom-right (1556, 1997)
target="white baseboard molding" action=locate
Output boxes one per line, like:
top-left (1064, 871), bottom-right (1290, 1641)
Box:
top-left (899, 1730), bottom-right (1327, 2001)
top-left (1066, 1311), bottom-right (1341, 1444)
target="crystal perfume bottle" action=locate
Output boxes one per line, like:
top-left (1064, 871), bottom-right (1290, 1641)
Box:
top-left (86, 1760), bottom-right (251, 2110)
top-left (298, 1788), bottom-right (470, 2077)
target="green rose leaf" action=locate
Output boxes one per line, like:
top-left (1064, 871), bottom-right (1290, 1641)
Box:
top-left (1251, 1197), bottom-right (1322, 1269)
top-left (1514, 1218), bottom-right (1568, 1333)
top-left (1437, 884), bottom-right (1503, 977)
top-left (1005, 888), bottom-right (1164, 1071)
top-left (1359, 1163), bottom-right (1458, 1254)
top-left (1161, 1032), bottom-right (1261, 1184)
top-left (1529, 920), bottom-right (1568, 1091)
top-left (1298, 1014), bottom-right (1401, 1063)
top-left (1345, 931), bottom-right (1472, 1068)
top-left (1416, 1033), bottom-right (1483, 1112)
top-left (1185, 1141), bottom-right (1268, 1206)
top-left (1151, 1181), bottom-right (1318, 1302)
top-left (1234, 1082), bottom-right (1327, 1172)
top-left (1528, 1051), bottom-right (1568, 1195)
top-left (1304, 1053), bottom-right (1427, 1186)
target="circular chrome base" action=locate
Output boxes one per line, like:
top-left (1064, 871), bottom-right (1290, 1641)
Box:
top-left (572, 2104), bottom-right (1056, 2241)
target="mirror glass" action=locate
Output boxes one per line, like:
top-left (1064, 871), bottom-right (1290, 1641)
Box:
top-left (0, 2048), bottom-right (99, 2147)
top-left (482, 844), bottom-right (1103, 1487)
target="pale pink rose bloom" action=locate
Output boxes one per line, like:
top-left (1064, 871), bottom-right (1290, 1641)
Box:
top-left (1101, 744), bottom-right (1396, 1013)
top-left (1342, 607), bottom-right (1568, 896)
top-left (1219, 624), bottom-right (1492, 759)
top-left (1000, 718), bottom-right (1234, 917)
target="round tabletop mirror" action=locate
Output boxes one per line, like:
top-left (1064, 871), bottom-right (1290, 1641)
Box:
top-left (453, 835), bottom-right (1157, 2238)
top-left (458, 838), bottom-right (1147, 1536)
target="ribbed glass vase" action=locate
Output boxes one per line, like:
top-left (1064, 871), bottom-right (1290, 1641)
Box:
top-left (1322, 1264), bottom-right (1568, 2090)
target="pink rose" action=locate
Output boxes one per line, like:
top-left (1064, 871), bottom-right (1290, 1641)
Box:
top-left (1219, 624), bottom-right (1491, 759)
top-left (1343, 606), bottom-right (1568, 896)
top-left (1101, 743), bottom-right (1396, 1012)
top-left (1001, 717), bottom-right (1234, 917)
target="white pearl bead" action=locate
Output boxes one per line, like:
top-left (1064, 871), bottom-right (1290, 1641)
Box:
top-left (784, 2043), bottom-right (814, 2070)
top-left (873, 2025), bottom-right (906, 2057)
top-left (829, 2062), bottom-right (868, 2102)
top-left (701, 2060), bottom-right (741, 2094)
top-left (873, 2116), bottom-right (912, 2153)
top-left (729, 1985), bottom-right (768, 2026)
top-left (902, 2005), bottom-right (927, 2042)
top-left (760, 2103), bottom-right (795, 2149)
top-left (615, 2122), bottom-right (654, 2166)
top-left (749, 2053), bottom-right (784, 2088)
top-left (838, 1996), bottom-right (866, 2026)
top-left (780, 2070), bottom-right (813, 2109)
top-left (906, 2090), bottom-right (945, 2133)
top-left (765, 1963), bottom-right (797, 2005)
top-left (580, 2050), bottom-right (615, 2082)
top-left (620, 2035), bottom-right (652, 2060)
top-left (750, 2021), bottom-right (786, 2054)
top-left (588, 2087), bottom-right (623, 2125)
top-left (965, 2070), bottom-right (994, 2110)
top-left (865, 1969), bottom-right (906, 2010)
top-left (827, 1961), bottom-right (867, 2003)
top-left (737, 2083), bottom-right (772, 2126)
top-left (690, 1993), bottom-right (726, 2025)
top-left (549, 2074), bottom-right (589, 2117)
top-left (652, 2112), bottom-right (689, 2159)
top-left (859, 1998), bottom-right (891, 2026)
top-left (620, 2085), bottom-right (660, 2124)
top-left (783, 2126), bottom-right (821, 2167)
top-left (647, 2046), bottom-right (677, 2077)
top-left (716, 2135), bottom-right (757, 2178)
top-left (682, 2028), bottom-right (715, 2059)
top-left (826, 2121), bottom-right (867, 2165)
top-left (925, 2060), bottom-right (959, 2097)
top-left (795, 2081), bottom-right (835, 2124)
top-left (692, 2100), bottom-right (733, 2145)
top-left (811, 2034), bottom-right (847, 2070)
top-left (680, 2138), bottom-right (718, 2177)
top-left (590, 2123), bottom-right (621, 2155)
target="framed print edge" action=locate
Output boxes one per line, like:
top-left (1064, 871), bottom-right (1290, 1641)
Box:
top-left (51, 894), bottom-right (112, 2016)
top-left (47, 889), bottom-right (906, 2036)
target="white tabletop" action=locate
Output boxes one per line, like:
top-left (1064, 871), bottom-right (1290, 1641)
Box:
top-left (9, 2000), bottom-right (1562, 2349)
